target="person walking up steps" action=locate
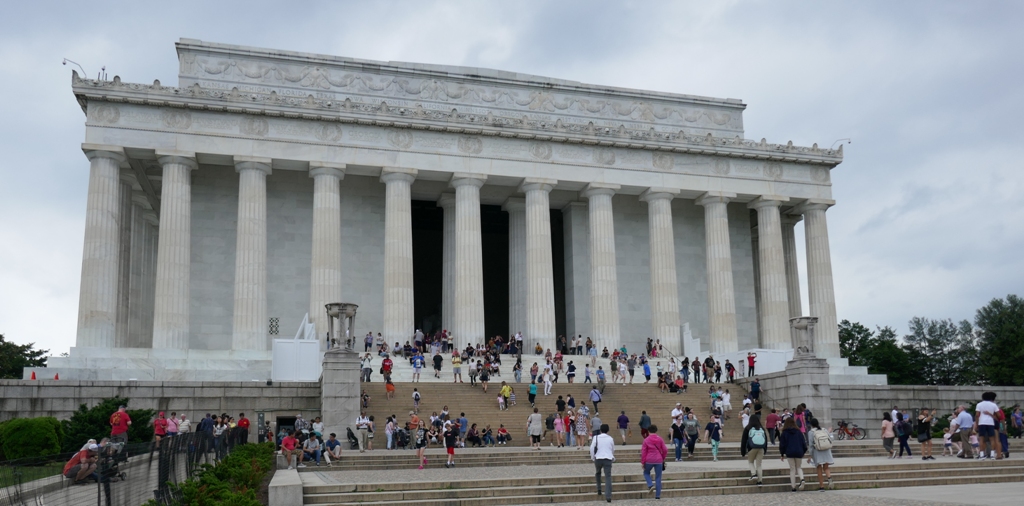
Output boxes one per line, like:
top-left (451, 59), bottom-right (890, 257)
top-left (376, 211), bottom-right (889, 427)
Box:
top-left (780, 417), bottom-right (807, 492)
top-left (640, 425), bottom-right (667, 499)
top-left (590, 385), bottom-right (603, 415)
top-left (591, 424), bottom-right (615, 503)
top-left (808, 418), bottom-right (834, 491)
top-left (742, 416), bottom-right (768, 486)
top-left (529, 381), bottom-right (538, 407)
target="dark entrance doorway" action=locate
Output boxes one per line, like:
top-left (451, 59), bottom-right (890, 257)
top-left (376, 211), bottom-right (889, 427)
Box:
top-left (410, 202), bottom-right (565, 339)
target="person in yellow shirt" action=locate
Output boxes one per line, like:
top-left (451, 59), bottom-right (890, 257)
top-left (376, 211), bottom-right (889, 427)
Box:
top-left (499, 382), bottom-right (512, 410)
top-left (452, 354), bottom-right (463, 383)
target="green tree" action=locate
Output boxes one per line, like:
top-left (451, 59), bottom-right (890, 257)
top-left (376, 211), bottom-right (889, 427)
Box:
top-left (976, 294), bottom-right (1024, 386)
top-left (902, 317), bottom-right (979, 386)
top-left (0, 334), bottom-right (48, 379)
top-left (61, 397), bottom-right (155, 452)
top-left (861, 326), bottom-right (923, 385)
top-left (839, 320), bottom-right (874, 366)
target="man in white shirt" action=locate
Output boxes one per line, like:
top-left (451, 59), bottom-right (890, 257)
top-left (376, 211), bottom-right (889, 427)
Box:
top-left (177, 414), bottom-right (191, 434)
top-left (975, 392), bottom-right (1002, 460)
top-left (515, 332), bottom-right (523, 357)
top-left (355, 412), bottom-right (371, 453)
top-left (360, 354), bottom-right (373, 383)
top-left (891, 406), bottom-right (900, 425)
top-left (722, 390), bottom-right (732, 419)
top-left (950, 405), bottom-right (975, 458)
top-left (590, 423), bottom-right (615, 502)
top-left (671, 403), bottom-right (684, 425)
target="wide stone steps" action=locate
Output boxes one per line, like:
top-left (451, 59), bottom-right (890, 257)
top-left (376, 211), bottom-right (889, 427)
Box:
top-left (308, 444), bottom-right (888, 470)
top-left (303, 460), bottom-right (1024, 505)
top-left (358, 379), bottom-right (750, 445)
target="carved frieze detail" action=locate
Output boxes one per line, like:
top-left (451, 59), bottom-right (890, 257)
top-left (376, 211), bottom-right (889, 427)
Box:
top-left (162, 110), bottom-right (192, 130)
top-left (240, 116), bottom-right (269, 137)
top-left (457, 136), bottom-right (483, 155)
top-left (764, 162), bottom-right (783, 180)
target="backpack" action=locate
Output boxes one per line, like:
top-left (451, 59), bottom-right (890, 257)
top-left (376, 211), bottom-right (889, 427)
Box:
top-left (813, 429), bottom-right (832, 451)
top-left (749, 428), bottom-right (766, 447)
top-left (413, 392), bottom-right (421, 401)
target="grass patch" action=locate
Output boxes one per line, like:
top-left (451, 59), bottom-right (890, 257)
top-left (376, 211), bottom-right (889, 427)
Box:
top-left (0, 462), bottom-right (64, 488)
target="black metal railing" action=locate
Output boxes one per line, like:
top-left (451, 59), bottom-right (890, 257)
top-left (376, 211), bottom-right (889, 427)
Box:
top-left (0, 431), bottom-right (245, 506)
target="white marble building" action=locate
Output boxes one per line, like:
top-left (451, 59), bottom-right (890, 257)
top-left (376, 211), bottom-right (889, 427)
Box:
top-left (43, 39), bottom-right (849, 381)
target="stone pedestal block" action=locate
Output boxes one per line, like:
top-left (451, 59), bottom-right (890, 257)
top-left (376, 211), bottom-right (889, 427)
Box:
top-left (320, 348), bottom-right (361, 439)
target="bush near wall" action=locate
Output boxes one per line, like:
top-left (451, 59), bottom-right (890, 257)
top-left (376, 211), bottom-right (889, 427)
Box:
top-left (0, 417), bottom-right (64, 461)
top-left (144, 442), bottom-right (276, 506)
top-left (61, 397), bottom-right (155, 453)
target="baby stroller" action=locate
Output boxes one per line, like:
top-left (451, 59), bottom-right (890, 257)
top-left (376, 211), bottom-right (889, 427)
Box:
top-left (345, 428), bottom-right (360, 450)
top-left (97, 442), bottom-right (128, 482)
top-left (394, 428), bottom-right (410, 449)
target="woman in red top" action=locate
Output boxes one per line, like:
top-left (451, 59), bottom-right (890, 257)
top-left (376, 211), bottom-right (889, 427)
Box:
top-left (640, 425), bottom-right (668, 499)
top-left (153, 412), bottom-right (168, 442)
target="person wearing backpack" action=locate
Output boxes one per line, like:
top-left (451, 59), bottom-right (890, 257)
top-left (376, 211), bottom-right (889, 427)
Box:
top-left (779, 417), bottom-right (807, 492)
top-left (742, 416), bottom-right (768, 486)
top-left (807, 418), bottom-right (834, 491)
top-left (895, 412), bottom-right (913, 458)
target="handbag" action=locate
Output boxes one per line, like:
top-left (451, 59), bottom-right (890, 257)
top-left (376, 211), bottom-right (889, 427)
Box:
top-left (627, 429), bottom-right (632, 438)
top-left (916, 432), bottom-right (928, 443)
top-left (661, 460), bottom-right (667, 471)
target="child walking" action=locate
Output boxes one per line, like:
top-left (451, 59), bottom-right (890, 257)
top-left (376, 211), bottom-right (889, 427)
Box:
top-left (443, 423), bottom-right (458, 468)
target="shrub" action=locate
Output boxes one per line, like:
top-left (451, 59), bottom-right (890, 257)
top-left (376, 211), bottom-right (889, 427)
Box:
top-left (144, 442), bottom-right (276, 506)
top-left (0, 417), bottom-right (63, 461)
top-left (61, 397), bottom-right (155, 452)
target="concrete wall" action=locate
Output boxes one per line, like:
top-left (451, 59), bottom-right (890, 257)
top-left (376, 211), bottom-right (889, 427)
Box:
top-left (190, 164), bottom-right (238, 350)
top-left (0, 380), bottom-right (321, 441)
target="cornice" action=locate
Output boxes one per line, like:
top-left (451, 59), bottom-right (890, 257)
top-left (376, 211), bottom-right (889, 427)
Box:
top-left (71, 72), bottom-right (843, 167)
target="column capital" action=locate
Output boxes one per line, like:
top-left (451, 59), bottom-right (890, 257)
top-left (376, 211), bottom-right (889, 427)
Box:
top-left (309, 163), bottom-right (346, 180)
top-left (502, 197), bottom-right (526, 212)
top-left (131, 190), bottom-right (152, 209)
top-left (142, 210), bottom-right (159, 226)
top-left (82, 144), bottom-right (126, 164)
top-left (156, 151), bottom-right (198, 171)
top-left (581, 182), bottom-right (619, 199)
top-left (437, 192), bottom-right (456, 209)
top-left (380, 166), bottom-right (417, 184)
top-left (696, 191), bottom-right (737, 206)
top-left (519, 178), bottom-right (557, 194)
top-left (639, 187), bottom-right (680, 203)
top-left (562, 201), bottom-right (588, 212)
top-left (781, 214), bottom-right (804, 226)
top-left (747, 195), bottom-right (790, 210)
top-left (234, 156), bottom-right (273, 175)
top-left (120, 169), bottom-right (141, 190)
top-left (793, 198), bottom-right (836, 214)
top-left (450, 172), bottom-right (487, 189)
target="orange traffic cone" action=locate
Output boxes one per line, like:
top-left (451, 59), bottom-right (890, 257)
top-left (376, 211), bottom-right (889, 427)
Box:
top-left (30, 371), bottom-right (36, 380)
top-left (54, 373), bottom-right (59, 380)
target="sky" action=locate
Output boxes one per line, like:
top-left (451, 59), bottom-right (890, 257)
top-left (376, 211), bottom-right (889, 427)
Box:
top-left (1, 0), bottom-right (1021, 355)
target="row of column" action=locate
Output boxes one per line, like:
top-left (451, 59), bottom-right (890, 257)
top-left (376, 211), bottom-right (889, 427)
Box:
top-left (76, 146), bottom-right (839, 358)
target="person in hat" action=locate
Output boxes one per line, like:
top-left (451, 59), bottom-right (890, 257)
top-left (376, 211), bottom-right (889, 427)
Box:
top-left (153, 412), bottom-right (168, 442)
top-left (109, 405), bottom-right (132, 444)
top-left (63, 443), bottom-right (100, 483)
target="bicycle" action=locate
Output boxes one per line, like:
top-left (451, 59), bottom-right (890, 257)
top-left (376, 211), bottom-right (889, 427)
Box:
top-left (832, 419), bottom-right (866, 440)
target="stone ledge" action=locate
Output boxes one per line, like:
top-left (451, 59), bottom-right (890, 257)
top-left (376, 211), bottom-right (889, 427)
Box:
top-left (268, 468), bottom-right (302, 506)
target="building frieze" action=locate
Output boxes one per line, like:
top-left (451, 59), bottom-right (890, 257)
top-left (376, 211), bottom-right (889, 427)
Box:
top-left (73, 72), bottom-right (842, 168)
top-left (84, 100), bottom-right (832, 187)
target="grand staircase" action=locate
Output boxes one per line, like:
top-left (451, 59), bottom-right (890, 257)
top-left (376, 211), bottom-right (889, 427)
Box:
top-left (358, 369), bottom-right (750, 445)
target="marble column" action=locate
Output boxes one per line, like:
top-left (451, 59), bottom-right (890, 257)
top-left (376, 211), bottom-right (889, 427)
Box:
top-left (749, 196), bottom-right (791, 350)
top-left (696, 191), bottom-right (738, 354)
top-left (232, 157), bottom-right (272, 352)
top-left (522, 179), bottom-right (557, 353)
top-left (127, 191), bottom-right (151, 348)
top-left (438, 193), bottom-right (456, 333)
top-left (751, 225), bottom-right (762, 343)
top-left (114, 171), bottom-right (136, 348)
top-left (781, 215), bottom-right (804, 330)
top-left (502, 197), bottom-right (526, 339)
top-left (581, 183), bottom-right (621, 351)
top-left (451, 173), bottom-right (487, 350)
top-left (140, 211), bottom-right (159, 349)
top-left (152, 152), bottom-right (198, 350)
top-left (381, 167), bottom-right (417, 344)
top-left (309, 163), bottom-right (346, 344)
top-left (640, 188), bottom-right (681, 356)
top-left (796, 200), bottom-right (840, 359)
top-left (75, 145), bottom-right (126, 349)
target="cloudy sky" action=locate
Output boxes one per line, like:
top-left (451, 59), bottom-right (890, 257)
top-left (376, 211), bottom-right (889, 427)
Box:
top-left (1, 1), bottom-right (1021, 355)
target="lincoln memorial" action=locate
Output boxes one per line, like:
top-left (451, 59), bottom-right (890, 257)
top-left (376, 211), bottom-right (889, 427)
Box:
top-left (36, 39), bottom-right (855, 382)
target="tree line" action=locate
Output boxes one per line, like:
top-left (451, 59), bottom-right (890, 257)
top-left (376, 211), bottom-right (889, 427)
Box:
top-left (839, 294), bottom-right (1024, 386)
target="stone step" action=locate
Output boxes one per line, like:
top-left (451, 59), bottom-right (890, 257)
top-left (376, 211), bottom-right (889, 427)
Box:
top-left (303, 460), bottom-right (1024, 505)
top-left (357, 380), bottom-right (753, 445)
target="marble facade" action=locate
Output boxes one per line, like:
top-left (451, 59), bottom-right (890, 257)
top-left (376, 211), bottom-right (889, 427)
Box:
top-left (41, 39), bottom-right (847, 380)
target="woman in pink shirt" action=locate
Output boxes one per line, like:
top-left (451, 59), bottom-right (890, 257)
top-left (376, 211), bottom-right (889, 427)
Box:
top-left (640, 425), bottom-right (668, 499)
top-left (165, 414), bottom-right (178, 437)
